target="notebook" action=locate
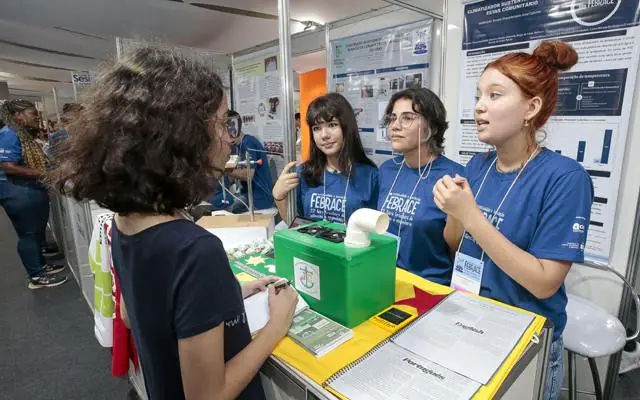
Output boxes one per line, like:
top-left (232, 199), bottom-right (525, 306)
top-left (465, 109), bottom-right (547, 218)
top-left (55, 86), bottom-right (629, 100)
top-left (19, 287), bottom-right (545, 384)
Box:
top-left (244, 287), bottom-right (309, 335)
top-left (326, 341), bottom-right (480, 400)
top-left (288, 309), bottom-right (354, 357)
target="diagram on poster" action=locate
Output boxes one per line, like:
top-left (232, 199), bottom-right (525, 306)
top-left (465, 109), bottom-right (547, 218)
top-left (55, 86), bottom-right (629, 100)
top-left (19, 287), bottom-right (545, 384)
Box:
top-left (330, 19), bottom-right (434, 166)
top-left (455, 0), bottom-right (640, 264)
top-left (233, 49), bottom-right (284, 155)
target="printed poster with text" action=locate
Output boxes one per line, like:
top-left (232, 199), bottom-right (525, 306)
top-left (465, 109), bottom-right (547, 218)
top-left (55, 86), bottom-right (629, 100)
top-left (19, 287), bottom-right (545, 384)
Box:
top-left (456, 0), bottom-right (640, 264)
top-left (233, 51), bottom-right (284, 155)
top-left (331, 19), bottom-right (433, 166)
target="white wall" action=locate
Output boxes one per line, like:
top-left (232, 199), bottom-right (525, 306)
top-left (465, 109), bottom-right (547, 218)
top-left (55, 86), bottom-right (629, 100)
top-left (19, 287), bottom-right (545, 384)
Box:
top-left (442, 0), bottom-right (640, 395)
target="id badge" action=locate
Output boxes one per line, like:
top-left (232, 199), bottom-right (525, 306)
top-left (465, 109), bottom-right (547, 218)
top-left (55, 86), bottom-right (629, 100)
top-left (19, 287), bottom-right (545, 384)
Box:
top-left (450, 252), bottom-right (484, 295)
top-left (384, 232), bottom-right (401, 260)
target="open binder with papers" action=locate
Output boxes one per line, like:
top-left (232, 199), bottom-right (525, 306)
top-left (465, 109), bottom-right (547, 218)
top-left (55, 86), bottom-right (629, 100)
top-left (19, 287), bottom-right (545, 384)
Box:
top-left (324, 290), bottom-right (537, 400)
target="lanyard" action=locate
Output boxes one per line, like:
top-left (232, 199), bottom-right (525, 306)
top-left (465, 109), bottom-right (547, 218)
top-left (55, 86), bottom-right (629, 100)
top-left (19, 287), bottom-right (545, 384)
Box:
top-left (323, 168), bottom-right (351, 224)
top-left (381, 157), bottom-right (434, 237)
top-left (457, 148), bottom-right (539, 261)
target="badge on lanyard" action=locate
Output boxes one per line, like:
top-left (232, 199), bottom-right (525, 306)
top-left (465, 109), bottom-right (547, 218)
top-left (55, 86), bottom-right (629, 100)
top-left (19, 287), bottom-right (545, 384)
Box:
top-left (450, 148), bottom-right (538, 296)
top-left (451, 251), bottom-right (484, 294)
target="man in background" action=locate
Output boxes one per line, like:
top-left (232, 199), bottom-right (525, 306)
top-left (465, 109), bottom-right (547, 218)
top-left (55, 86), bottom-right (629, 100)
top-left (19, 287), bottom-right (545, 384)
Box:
top-left (209, 110), bottom-right (274, 213)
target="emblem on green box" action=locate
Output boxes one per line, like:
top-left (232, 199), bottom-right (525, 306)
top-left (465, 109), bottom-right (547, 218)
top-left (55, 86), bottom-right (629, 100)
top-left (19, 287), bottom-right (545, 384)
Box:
top-left (274, 210), bottom-right (397, 328)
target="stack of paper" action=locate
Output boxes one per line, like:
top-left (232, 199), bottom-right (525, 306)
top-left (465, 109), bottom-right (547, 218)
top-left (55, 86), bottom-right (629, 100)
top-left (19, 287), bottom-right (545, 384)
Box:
top-left (288, 309), bottom-right (354, 357)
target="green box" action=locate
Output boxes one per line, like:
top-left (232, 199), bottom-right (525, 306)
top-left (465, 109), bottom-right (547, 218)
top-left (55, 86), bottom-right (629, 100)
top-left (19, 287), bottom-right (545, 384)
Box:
top-left (274, 221), bottom-right (396, 328)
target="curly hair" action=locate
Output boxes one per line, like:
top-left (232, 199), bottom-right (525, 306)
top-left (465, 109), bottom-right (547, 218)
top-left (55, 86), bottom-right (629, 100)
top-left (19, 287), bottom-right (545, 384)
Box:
top-left (384, 88), bottom-right (448, 155)
top-left (47, 46), bottom-right (227, 214)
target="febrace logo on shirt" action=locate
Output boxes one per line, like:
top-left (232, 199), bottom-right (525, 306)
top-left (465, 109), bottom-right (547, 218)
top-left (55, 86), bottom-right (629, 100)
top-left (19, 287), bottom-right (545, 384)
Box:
top-left (309, 193), bottom-right (346, 221)
top-left (382, 193), bottom-right (421, 227)
top-left (479, 205), bottom-right (505, 230)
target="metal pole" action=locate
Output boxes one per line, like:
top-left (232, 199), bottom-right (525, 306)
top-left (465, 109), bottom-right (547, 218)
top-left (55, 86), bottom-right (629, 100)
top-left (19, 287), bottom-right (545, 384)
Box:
top-left (71, 72), bottom-right (79, 103)
top-left (245, 150), bottom-right (255, 222)
top-left (325, 24), bottom-right (332, 92)
top-left (440, 0), bottom-right (448, 98)
top-left (52, 87), bottom-right (61, 124)
top-left (277, 0), bottom-right (297, 225)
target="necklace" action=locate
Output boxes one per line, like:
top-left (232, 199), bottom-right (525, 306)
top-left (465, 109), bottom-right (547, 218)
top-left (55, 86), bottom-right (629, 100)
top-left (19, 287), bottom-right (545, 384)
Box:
top-left (496, 145), bottom-right (539, 173)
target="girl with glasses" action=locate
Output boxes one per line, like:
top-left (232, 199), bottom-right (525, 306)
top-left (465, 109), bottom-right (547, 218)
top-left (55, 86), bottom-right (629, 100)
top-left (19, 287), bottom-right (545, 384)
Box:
top-left (378, 88), bottom-right (463, 284)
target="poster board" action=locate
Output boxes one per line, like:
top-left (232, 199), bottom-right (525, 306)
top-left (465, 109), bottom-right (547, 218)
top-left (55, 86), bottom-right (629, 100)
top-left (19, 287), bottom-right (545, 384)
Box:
top-left (329, 19), bottom-right (434, 166)
top-left (232, 47), bottom-right (285, 155)
top-left (454, 0), bottom-right (640, 265)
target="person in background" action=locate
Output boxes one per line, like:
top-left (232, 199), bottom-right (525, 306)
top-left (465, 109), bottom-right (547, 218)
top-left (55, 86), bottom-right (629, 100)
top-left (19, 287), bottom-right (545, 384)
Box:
top-left (377, 88), bottom-right (463, 284)
top-left (273, 93), bottom-right (378, 224)
top-left (0, 99), bottom-right (67, 289)
top-left (434, 41), bottom-right (592, 400)
top-left (209, 110), bottom-right (274, 213)
top-left (48, 103), bottom-right (83, 160)
top-left (48, 47), bottom-right (298, 400)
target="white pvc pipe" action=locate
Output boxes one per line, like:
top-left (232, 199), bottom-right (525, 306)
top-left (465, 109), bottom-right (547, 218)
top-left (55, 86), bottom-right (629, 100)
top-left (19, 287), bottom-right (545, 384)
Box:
top-left (345, 208), bottom-right (390, 248)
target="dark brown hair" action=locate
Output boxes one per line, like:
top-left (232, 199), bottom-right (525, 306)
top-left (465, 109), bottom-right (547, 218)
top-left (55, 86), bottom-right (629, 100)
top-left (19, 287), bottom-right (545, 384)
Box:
top-left (302, 93), bottom-right (375, 187)
top-left (47, 47), bottom-right (227, 214)
top-left (485, 40), bottom-right (578, 135)
top-left (384, 88), bottom-right (448, 155)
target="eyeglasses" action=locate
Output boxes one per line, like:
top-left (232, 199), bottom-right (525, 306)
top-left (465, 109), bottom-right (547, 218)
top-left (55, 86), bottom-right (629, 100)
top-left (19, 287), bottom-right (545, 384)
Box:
top-left (382, 112), bottom-right (420, 129)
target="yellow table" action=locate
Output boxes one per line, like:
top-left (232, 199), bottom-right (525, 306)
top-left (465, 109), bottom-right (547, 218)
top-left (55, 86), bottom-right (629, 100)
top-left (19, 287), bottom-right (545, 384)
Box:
top-left (239, 266), bottom-right (553, 400)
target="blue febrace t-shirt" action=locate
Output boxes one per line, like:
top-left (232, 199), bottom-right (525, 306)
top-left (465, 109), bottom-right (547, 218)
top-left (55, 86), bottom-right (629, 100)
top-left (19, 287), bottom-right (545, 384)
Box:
top-left (296, 162), bottom-right (379, 224)
top-left (460, 149), bottom-right (594, 340)
top-left (378, 155), bottom-right (464, 284)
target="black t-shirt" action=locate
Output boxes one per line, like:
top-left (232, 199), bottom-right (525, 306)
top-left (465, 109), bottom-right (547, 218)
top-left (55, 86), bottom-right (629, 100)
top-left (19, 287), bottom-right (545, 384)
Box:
top-left (111, 219), bottom-right (265, 400)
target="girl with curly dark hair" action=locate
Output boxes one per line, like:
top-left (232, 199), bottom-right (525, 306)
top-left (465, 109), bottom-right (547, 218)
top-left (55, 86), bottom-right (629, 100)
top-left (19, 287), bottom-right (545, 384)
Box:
top-left (48, 47), bottom-right (298, 400)
top-left (378, 88), bottom-right (463, 284)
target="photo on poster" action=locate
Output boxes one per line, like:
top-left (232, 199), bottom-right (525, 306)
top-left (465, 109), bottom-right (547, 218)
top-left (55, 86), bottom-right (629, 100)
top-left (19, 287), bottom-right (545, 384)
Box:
top-left (377, 101), bottom-right (391, 143)
top-left (268, 97), bottom-right (280, 120)
top-left (265, 141), bottom-right (283, 154)
top-left (264, 56), bottom-right (278, 73)
top-left (361, 85), bottom-right (374, 98)
top-left (353, 107), bottom-right (364, 124)
top-left (378, 77), bottom-right (388, 97)
top-left (405, 73), bottom-right (423, 89)
top-left (257, 102), bottom-right (267, 117)
top-left (336, 83), bottom-right (345, 93)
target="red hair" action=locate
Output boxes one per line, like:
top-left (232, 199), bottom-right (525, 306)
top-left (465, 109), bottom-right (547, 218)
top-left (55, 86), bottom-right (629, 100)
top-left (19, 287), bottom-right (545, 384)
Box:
top-left (485, 40), bottom-right (578, 133)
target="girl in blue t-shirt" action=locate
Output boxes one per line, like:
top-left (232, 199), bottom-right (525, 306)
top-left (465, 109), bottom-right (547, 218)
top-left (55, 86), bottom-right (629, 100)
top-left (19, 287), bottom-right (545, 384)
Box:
top-left (433, 41), bottom-right (593, 400)
top-left (377, 88), bottom-right (463, 284)
top-left (273, 93), bottom-right (378, 224)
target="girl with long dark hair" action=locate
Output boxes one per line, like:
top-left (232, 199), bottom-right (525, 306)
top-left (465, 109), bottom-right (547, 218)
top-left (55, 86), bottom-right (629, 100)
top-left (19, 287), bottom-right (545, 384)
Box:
top-left (273, 93), bottom-right (378, 224)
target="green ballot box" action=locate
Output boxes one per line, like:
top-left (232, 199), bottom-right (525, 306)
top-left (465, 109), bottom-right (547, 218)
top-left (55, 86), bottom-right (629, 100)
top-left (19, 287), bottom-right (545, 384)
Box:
top-left (274, 221), bottom-right (396, 328)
